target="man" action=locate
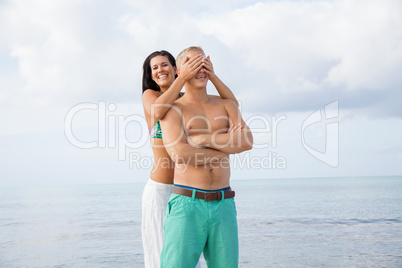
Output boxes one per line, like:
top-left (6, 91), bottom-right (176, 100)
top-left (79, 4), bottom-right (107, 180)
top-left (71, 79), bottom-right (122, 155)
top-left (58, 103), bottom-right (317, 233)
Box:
top-left (160, 46), bottom-right (253, 268)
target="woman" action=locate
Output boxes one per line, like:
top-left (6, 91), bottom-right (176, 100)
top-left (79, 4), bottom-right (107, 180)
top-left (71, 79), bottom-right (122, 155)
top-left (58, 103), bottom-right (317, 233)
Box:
top-left (141, 49), bottom-right (238, 267)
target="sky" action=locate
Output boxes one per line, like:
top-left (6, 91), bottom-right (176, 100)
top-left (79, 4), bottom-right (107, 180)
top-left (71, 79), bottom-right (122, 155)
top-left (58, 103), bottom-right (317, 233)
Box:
top-left (0, 0), bottom-right (401, 187)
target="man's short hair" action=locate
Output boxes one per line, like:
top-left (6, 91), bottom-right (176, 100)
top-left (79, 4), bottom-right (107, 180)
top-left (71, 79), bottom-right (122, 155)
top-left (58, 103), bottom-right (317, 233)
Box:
top-left (176, 46), bottom-right (205, 69)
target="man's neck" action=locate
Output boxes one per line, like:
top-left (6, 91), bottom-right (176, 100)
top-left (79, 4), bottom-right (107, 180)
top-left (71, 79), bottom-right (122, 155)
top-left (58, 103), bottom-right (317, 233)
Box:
top-left (183, 86), bottom-right (209, 102)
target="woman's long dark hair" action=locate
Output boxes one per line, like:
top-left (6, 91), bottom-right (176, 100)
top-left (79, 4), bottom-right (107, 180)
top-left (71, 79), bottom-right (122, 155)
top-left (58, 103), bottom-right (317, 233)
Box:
top-left (142, 50), bottom-right (177, 93)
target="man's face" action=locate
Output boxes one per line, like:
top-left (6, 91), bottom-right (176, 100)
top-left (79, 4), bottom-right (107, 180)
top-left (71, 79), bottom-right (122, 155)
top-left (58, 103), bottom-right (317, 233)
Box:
top-left (186, 50), bottom-right (209, 89)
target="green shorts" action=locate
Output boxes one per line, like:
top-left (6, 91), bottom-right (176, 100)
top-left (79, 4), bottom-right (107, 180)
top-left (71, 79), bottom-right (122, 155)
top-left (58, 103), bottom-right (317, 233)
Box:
top-left (160, 190), bottom-right (238, 268)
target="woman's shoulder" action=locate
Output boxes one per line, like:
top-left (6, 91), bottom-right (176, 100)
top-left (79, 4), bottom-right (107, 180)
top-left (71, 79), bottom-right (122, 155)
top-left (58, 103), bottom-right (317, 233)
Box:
top-left (142, 89), bottom-right (161, 102)
top-left (143, 89), bottom-right (161, 96)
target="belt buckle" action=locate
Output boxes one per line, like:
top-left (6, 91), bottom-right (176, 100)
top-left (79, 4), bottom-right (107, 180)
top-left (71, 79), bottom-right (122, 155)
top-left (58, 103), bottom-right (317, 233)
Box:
top-left (204, 192), bottom-right (217, 202)
top-left (204, 192), bottom-right (220, 202)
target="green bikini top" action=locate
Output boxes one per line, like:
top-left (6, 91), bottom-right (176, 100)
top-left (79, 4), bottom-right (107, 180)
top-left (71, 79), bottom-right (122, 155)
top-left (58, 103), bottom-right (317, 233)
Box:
top-left (149, 120), bottom-right (163, 139)
top-left (148, 91), bottom-right (182, 139)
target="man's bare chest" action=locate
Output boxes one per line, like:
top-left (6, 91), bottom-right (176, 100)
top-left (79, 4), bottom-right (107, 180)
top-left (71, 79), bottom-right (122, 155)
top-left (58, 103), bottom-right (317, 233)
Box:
top-left (182, 105), bottom-right (229, 135)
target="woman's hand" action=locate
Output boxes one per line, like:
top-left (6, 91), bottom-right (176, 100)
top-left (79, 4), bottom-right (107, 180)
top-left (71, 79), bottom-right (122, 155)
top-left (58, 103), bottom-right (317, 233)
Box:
top-left (179, 54), bottom-right (204, 81)
top-left (202, 56), bottom-right (217, 80)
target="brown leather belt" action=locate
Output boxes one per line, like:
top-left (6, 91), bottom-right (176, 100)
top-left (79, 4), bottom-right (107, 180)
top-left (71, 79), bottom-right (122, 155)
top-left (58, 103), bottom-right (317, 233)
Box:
top-left (172, 186), bottom-right (235, 202)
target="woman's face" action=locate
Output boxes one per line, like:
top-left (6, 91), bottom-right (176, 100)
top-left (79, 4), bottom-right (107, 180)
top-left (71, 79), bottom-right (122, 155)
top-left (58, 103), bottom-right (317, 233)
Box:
top-left (150, 55), bottom-right (176, 89)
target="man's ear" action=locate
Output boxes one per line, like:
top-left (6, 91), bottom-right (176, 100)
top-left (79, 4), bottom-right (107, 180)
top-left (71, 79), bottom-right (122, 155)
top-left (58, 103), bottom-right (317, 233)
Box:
top-left (176, 67), bottom-right (181, 75)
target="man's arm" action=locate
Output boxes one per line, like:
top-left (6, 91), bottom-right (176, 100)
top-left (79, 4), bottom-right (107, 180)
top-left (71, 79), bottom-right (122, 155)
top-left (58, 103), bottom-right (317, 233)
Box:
top-left (160, 104), bottom-right (228, 165)
top-left (189, 99), bottom-right (253, 154)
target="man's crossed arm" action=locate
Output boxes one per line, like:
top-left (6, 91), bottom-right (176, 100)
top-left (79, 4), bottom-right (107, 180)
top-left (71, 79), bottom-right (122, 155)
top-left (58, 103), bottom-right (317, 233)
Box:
top-left (160, 100), bottom-right (253, 165)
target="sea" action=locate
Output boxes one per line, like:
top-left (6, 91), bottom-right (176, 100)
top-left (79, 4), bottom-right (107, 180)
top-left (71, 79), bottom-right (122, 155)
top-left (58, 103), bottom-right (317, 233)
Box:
top-left (1, 176), bottom-right (401, 267)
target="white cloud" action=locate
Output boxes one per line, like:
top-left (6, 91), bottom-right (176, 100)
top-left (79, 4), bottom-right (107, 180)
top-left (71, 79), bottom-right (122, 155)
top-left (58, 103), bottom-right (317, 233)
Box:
top-left (2, 0), bottom-right (400, 111)
top-left (198, 0), bottom-right (402, 115)
top-left (0, 0), bottom-right (143, 108)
